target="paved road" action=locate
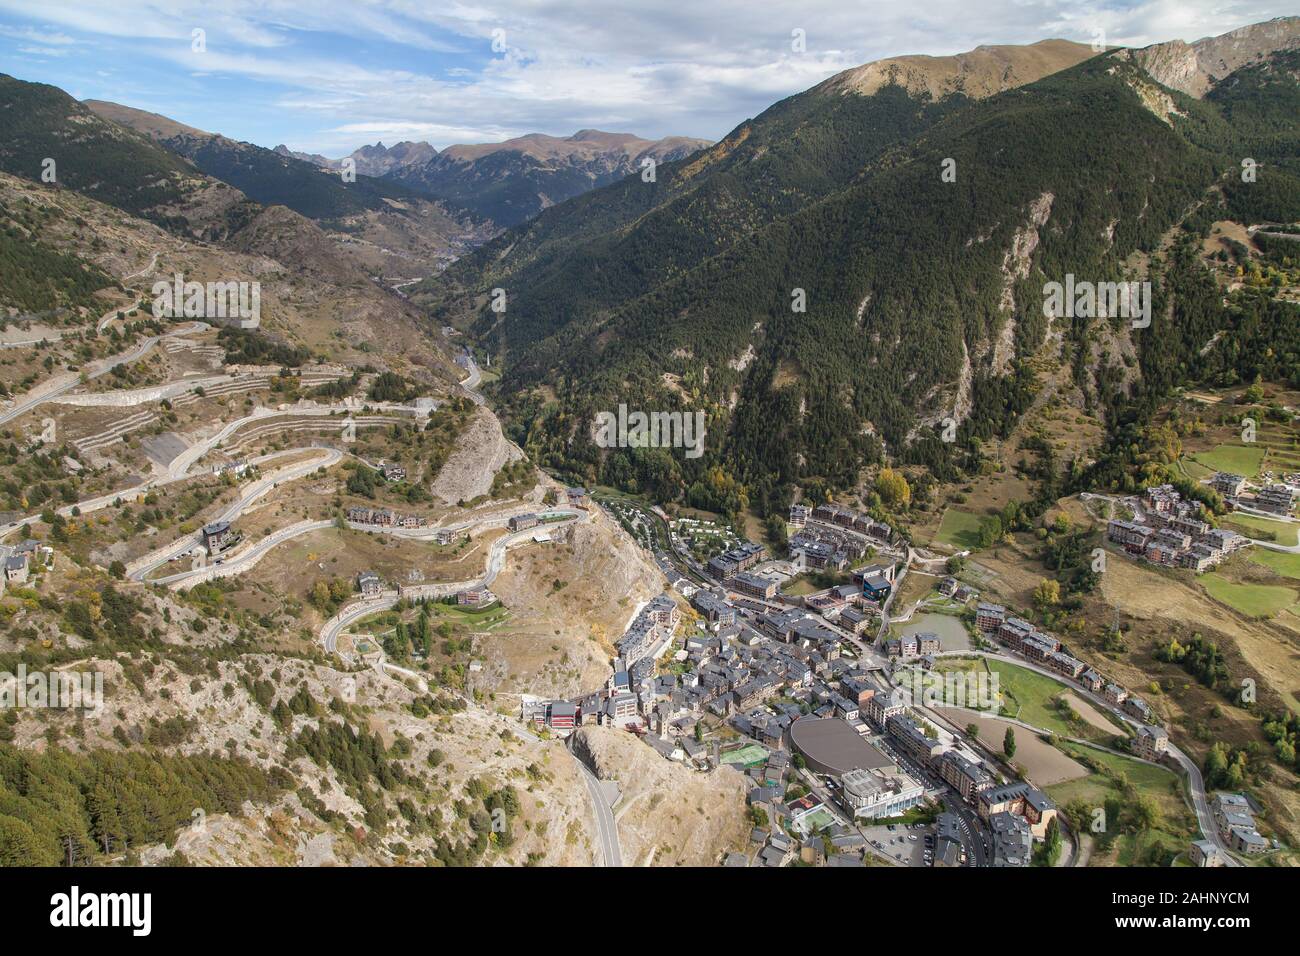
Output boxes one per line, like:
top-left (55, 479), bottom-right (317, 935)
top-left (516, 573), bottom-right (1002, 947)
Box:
top-left (568, 739), bottom-right (623, 867)
top-left (121, 252), bottom-right (160, 283)
top-left (0, 445), bottom-right (329, 540)
top-left (96, 293), bottom-right (145, 333)
top-left (320, 510), bottom-right (589, 652)
top-left (491, 716), bottom-right (622, 867)
top-left (938, 648), bottom-right (1241, 865)
top-left (0, 320), bottom-right (208, 426)
top-left (128, 447), bottom-right (342, 580)
top-left (459, 355), bottom-right (484, 406)
top-left (148, 519), bottom-right (333, 587)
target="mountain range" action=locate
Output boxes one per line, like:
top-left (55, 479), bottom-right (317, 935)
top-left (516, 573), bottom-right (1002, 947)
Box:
top-left (2, 16), bottom-right (1298, 516)
top-left (278, 130), bottom-right (712, 228)
top-left (417, 17), bottom-right (1300, 511)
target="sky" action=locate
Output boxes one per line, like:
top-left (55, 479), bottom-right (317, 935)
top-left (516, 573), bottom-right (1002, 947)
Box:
top-left (0, 1), bottom-right (1294, 156)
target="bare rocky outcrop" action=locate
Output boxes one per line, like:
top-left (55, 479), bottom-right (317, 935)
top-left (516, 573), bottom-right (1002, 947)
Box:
top-left (990, 191), bottom-right (1054, 373)
top-left (1126, 16), bottom-right (1299, 98)
top-left (429, 405), bottom-right (523, 504)
top-left (571, 726), bottom-right (749, 867)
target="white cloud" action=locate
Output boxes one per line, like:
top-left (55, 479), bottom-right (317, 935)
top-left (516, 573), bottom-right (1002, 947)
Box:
top-left (0, 0), bottom-right (1294, 153)
top-left (16, 44), bottom-right (68, 56)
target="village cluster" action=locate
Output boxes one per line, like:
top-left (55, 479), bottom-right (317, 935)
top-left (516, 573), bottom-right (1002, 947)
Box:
top-left (1106, 481), bottom-right (1255, 571)
top-left (1104, 472), bottom-right (1299, 575)
top-left (514, 481), bottom-right (1270, 867)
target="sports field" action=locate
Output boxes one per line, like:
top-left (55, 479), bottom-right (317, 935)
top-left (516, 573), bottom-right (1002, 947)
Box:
top-left (935, 509), bottom-right (984, 550)
top-left (720, 743), bottom-right (768, 767)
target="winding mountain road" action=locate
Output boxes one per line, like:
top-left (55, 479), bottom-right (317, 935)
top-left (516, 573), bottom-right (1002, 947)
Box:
top-left (128, 446), bottom-right (343, 581)
top-left (320, 509), bottom-right (588, 653)
top-left (0, 320), bottom-right (209, 427)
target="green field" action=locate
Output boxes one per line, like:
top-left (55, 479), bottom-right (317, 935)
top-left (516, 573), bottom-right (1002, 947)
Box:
top-left (1191, 443), bottom-right (1267, 478)
top-left (1046, 742), bottom-right (1196, 866)
top-left (935, 658), bottom-right (1124, 739)
top-left (935, 509), bottom-right (985, 550)
top-left (1223, 513), bottom-right (1299, 546)
top-left (1249, 549), bottom-right (1300, 580)
top-left (1203, 575), bottom-right (1298, 618)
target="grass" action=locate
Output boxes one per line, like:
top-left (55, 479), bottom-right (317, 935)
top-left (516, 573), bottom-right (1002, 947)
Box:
top-left (935, 509), bottom-right (985, 550)
top-left (1191, 443), bottom-right (1267, 478)
top-left (935, 657), bottom-right (1122, 740)
top-left (1046, 742), bottom-right (1196, 866)
top-left (1248, 549), bottom-right (1300, 580)
top-left (1202, 575), bottom-right (1298, 618)
top-left (1222, 513), bottom-right (1299, 546)
top-left (780, 576), bottom-right (821, 597)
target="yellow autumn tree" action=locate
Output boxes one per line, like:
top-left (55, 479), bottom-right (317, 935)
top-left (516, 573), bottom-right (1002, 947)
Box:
top-left (875, 468), bottom-right (911, 508)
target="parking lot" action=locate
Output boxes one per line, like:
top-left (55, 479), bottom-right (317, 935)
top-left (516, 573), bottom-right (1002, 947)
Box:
top-left (861, 823), bottom-right (933, 866)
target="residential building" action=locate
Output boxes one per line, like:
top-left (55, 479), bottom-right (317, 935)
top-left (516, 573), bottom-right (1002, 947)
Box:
top-left (1188, 840), bottom-right (1224, 867)
top-left (457, 587), bottom-right (497, 608)
top-left (3, 553), bottom-right (28, 584)
top-left (201, 520), bottom-right (236, 555)
top-left (976, 603), bottom-right (1006, 632)
top-left (1211, 472), bottom-right (1247, 498)
top-left (507, 513), bottom-right (539, 532)
top-left (732, 571), bottom-right (778, 600)
top-left (1256, 484), bottom-right (1295, 516)
top-left (886, 714), bottom-right (944, 763)
top-left (1123, 696), bottom-right (1152, 721)
top-left (691, 590), bottom-right (735, 626)
top-left (865, 687), bottom-right (908, 730)
top-left (707, 542), bottom-right (767, 580)
top-left (606, 693), bottom-right (639, 722)
top-left (989, 811), bottom-right (1033, 867)
top-left (1132, 725), bottom-right (1169, 761)
top-left (357, 571), bottom-right (382, 597)
top-left (937, 751), bottom-right (993, 801)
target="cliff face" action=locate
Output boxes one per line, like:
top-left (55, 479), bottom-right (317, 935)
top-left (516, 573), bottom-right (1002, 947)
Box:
top-left (1128, 16), bottom-right (1300, 97)
top-left (571, 726), bottom-right (750, 866)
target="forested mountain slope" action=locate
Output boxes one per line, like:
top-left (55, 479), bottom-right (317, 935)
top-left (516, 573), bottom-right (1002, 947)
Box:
top-left (0, 74), bottom-right (252, 239)
top-left (421, 30), bottom-right (1300, 517)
